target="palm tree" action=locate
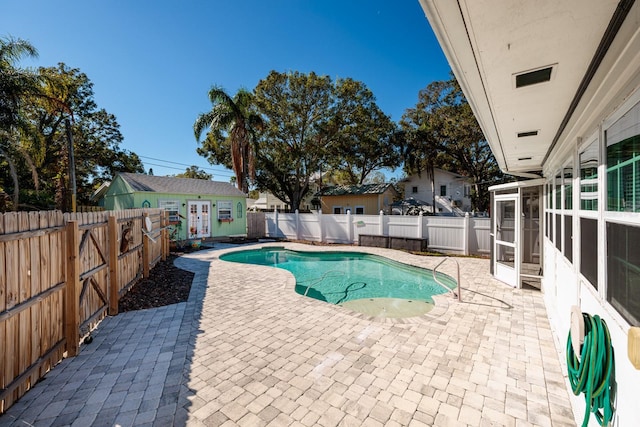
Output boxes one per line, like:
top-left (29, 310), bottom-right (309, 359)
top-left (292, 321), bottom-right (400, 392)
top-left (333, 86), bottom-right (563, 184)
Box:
top-left (0, 36), bottom-right (40, 130)
top-left (193, 86), bottom-right (262, 194)
top-left (0, 36), bottom-right (41, 209)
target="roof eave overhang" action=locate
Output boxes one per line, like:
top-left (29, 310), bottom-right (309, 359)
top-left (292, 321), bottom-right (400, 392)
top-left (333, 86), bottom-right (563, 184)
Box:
top-left (419, 0), bottom-right (508, 171)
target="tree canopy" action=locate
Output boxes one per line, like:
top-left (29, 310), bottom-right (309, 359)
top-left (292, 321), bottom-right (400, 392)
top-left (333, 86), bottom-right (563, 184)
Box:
top-left (327, 78), bottom-right (401, 185)
top-left (0, 46), bottom-right (143, 211)
top-left (401, 76), bottom-right (505, 211)
top-left (174, 165), bottom-right (212, 180)
top-left (196, 71), bottom-right (400, 211)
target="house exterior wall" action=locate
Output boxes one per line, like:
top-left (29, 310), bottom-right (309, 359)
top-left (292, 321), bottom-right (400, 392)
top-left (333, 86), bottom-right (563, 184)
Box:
top-left (421, 1), bottom-right (640, 424)
top-left (253, 191), bottom-right (318, 212)
top-left (403, 170), bottom-right (472, 212)
top-left (319, 187), bottom-right (397, 215)
top-left (539, 13), bottom-right (640, 424)
top-left (104, 176), bottom-right (247, 240)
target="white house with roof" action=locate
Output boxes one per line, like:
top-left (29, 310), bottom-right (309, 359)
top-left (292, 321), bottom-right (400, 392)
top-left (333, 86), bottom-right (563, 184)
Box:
top-left (402, 168), bottom-right (473, 214)
top-left (419, 0), bottom-right (640, 425)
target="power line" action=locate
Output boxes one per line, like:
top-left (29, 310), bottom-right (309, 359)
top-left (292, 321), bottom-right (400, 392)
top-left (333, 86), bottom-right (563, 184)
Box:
top-left (138, 155), bottom-right (235, 178)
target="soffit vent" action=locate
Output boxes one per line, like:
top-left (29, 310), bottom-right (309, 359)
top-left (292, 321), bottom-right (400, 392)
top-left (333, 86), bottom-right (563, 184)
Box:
top-left (518, 157), bottom-right (533, 161)
top-left (517, 130), bottom-right (539, 138)
top-left (515, 66), bottom-right (553, 88)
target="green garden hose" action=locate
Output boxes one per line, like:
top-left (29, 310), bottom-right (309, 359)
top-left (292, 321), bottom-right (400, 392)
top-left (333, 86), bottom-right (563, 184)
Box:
top-left (566, 313), bottom-right (615, 427)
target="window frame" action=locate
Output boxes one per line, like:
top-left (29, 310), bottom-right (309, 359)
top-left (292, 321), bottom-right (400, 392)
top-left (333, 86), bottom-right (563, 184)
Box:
top-left (158, 199), bottom-right (181, 223)
top-left (217, 200), bottom-right (232, 220)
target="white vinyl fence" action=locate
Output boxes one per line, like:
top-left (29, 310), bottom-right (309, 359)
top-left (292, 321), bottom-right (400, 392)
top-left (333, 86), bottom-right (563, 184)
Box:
top-left (265, 210), bottom-right (491, 256)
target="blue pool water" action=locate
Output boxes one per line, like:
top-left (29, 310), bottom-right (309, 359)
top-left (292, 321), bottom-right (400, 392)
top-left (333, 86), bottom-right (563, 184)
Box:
top-left (220, 248), bottom-right (456, 305)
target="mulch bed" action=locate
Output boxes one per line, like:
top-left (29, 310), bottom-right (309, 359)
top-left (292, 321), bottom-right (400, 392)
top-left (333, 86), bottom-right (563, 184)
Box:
top-left (118, 251), bottom-right (196, 312)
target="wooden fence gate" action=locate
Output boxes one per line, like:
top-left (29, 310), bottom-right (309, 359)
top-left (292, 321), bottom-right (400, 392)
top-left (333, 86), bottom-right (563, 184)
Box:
top-left (1, 209), bottom-right (168, 414)
top-left (247, 212), bottom-right (265, 239)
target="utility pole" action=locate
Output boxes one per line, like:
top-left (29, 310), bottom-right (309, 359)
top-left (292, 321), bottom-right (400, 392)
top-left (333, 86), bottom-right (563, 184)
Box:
top-left (65, 118), bottom-right (77, 213)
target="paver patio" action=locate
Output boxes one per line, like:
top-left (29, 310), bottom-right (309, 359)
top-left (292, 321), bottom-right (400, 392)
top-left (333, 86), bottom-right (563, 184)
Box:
top-left (0, 243), bottom-right (576, 427)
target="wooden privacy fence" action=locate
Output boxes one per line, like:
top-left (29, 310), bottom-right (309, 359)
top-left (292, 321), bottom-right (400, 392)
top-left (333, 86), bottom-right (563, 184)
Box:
top-left (246, 212), bottom-right (266, 239)
top-left (1, 208), bottom-right (169, 414)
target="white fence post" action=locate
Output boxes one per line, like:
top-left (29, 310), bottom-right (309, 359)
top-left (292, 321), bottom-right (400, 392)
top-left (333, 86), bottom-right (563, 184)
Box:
top-left (417, 211), bottom-right (423, 238)
top-left (274, 207), bottom-right (279, 238)
top-left (319, 210), bottom-right (325, 243)
top-left (295, 209), bottom-right (300, 240)
top-left (347, 210), bottom-right (353, 243)
top-left (379, 210), bottom-right (384, 235)
top-left (463, 212), bottom-right (470, 256)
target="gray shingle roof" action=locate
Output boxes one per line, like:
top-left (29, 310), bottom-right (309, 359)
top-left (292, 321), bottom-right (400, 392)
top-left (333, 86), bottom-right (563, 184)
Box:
top-left (118, 173), bottom-right (246, 197)
top-left (316, 183), bottom-right (395, 196)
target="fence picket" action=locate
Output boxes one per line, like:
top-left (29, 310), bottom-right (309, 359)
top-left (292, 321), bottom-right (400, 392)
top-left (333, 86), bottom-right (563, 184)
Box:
top-left (0, 215), bottom-right (5, 413)
top-left (4, 212), bottom-right (19, 407)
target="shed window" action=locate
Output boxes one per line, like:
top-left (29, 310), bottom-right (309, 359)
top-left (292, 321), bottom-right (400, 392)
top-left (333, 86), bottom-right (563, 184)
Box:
top-left (412, 186), bottom-right (418, 194)
top-left (218, 201), bottom-right (232, 219)
top-left (158, 200), bottom-right (180, 223)
top-left (237, 202), bottom-right (243, 218)
top-left (355, 206), bottom-right (365, 215)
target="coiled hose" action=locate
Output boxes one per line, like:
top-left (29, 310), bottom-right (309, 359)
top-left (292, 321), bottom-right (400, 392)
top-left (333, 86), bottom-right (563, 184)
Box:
top-left (566, 313), bottom-right (614, 427)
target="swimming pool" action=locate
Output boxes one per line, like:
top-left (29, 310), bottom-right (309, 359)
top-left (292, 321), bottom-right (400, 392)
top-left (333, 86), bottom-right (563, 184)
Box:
top-left (220, 247), bottom-right (456, 317)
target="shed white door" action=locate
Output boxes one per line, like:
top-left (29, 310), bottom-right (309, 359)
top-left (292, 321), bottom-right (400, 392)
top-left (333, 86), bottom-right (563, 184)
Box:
top-left (188, 201), bottom-right (210, 238)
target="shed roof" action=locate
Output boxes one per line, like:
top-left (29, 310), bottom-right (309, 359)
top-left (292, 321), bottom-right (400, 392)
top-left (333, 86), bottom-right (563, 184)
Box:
top-left (316, 183), bottom-right (397, 197)
top-left (117, 173), bottom-right (245, 197)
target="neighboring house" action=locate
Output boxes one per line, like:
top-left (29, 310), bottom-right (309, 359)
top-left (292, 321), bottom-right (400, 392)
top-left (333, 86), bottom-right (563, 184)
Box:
top-left (250, 192), bottom-right (291, 212)
top-left (421, 1), bottom-right (640, 424)
top-left (402, 168), bottom-right (472, 214)
top-left (90, 181), bottom-right (111, 207)
top-left (315, 183), bottom-right (400, 215)
top-left (103, 173), bottom-right (247, 240)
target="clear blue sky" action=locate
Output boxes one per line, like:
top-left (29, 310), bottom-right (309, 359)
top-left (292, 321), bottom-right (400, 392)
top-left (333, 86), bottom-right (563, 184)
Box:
top-left (2, 1), bottom-right (450, 182)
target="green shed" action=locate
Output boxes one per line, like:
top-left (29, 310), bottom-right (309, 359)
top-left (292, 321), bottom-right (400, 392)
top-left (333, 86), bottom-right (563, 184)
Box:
top-left (103, 173), bottom-right (247, 241)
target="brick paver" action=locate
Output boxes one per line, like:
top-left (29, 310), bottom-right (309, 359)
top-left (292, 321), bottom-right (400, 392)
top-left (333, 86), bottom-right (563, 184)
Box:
top-left (0, 243), bottom-right (576, 426)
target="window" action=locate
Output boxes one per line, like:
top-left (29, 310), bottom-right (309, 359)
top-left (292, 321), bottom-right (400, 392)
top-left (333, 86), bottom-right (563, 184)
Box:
top-left (555, 171), bottom-right (562, 210)
top-left (237, 202), bottom-right (243, 218)
top-left (464, 184), bottom-right (471, 197)
top-left (545, 183), bottom-right (552, 239)
top-left (412, 186), bottom-right (418, 194)
top-left (440, 185), bottom-right (447, 196)
top-left (564, 216), bottom-right (573, 263)
top-left (158, 200), bottom-right (180, 223)
top-left (607, 222), bottom-right (640, 325)
top-left (333, 206), bottom-right (342, 214)
top-left (563, 162), bottom-right (573, 262)
top-left (606, 100), bottom-right (640, 212)
top-left (355, 206), bottom-right (365, 215)
top-left (564, 163), bottom-right (573, 210)
top-left (580, 217), bottom-right (598, 289)
top-left (218, 200), bottom-right (232, 220)
top-left (555, 214), bottom-right (561, 252)
top-left (580, 139), bottom-right (599, 210)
